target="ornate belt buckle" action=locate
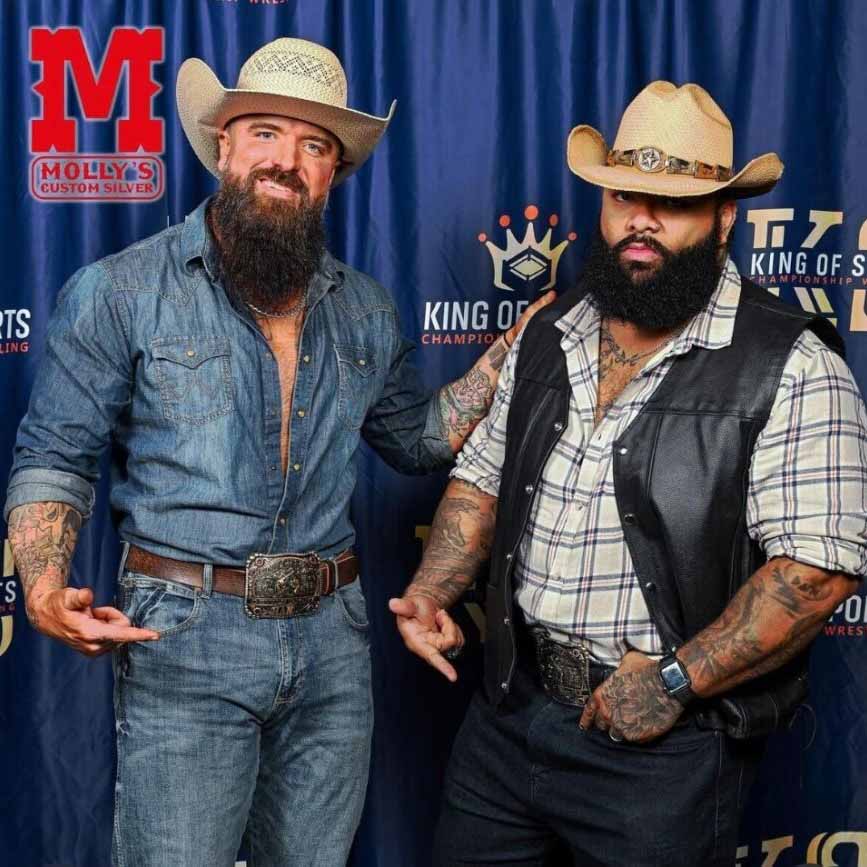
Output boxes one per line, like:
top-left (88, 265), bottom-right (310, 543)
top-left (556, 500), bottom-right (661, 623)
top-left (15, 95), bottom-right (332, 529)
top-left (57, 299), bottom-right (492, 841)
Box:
top-left (535, 631), bottom-right (592, 706)
top-left (244, 552), bottom-right (322, 619)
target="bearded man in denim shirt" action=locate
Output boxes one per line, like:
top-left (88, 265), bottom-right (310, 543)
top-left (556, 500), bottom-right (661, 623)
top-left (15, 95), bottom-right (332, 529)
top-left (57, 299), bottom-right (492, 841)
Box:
top-left (4, 38), bottom-right (551, 867)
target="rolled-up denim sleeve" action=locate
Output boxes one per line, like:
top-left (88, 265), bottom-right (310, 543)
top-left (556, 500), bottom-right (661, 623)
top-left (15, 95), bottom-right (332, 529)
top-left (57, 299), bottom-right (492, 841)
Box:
top-left (361, 309), bottom-right (453, 474)
top-left (4, 264), bottom-right (133, 523)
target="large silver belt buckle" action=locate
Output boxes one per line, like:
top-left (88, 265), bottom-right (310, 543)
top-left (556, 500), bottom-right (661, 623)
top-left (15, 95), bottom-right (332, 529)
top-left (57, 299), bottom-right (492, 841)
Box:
top-left (244, 552), bottom-right (322, 619)
top-left (534, 632), bottom-right (592, 706)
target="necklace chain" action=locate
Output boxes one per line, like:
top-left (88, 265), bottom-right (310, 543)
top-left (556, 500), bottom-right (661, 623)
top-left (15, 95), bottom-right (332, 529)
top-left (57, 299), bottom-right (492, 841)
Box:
top-left (246, 290), bottom-right (307, 319)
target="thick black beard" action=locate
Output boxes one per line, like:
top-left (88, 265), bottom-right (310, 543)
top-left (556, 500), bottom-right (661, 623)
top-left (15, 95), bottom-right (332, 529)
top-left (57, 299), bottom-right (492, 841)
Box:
top-left (580, 215), bottom-right (725, 330)
top-left (209, 168), bottom-right (326, 313)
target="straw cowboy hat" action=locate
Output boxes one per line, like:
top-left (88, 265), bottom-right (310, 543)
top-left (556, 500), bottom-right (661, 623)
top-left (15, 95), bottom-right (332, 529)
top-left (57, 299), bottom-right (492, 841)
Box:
top-left (567, 81), bottom-right (783, 198)
top-left (176, 37), bottom-right (395, 185)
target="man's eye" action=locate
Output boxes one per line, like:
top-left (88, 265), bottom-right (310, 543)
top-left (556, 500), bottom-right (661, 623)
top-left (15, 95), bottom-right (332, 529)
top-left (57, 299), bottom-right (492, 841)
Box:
top-left (304, 142), bottom-right (325, 155)
top-left (614, 191), bottom-right (631, 203)
top-left (255, 131), bottom-right (276, 140)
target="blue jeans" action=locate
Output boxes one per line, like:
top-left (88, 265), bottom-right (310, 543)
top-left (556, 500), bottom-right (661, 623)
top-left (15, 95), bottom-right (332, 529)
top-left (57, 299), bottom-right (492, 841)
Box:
top-left (111, 556), bottom-right (373, 867)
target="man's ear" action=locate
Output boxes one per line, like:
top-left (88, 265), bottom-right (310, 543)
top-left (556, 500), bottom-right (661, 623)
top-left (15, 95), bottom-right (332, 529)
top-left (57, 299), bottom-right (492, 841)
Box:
top-left (718, 200), bottom-right (737, 245)
top-left (217, 128), bottom-right (232, 173)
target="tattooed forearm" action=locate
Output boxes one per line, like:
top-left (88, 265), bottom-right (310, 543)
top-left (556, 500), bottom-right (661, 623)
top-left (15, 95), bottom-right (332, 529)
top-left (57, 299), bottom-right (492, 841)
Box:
top-left (8, 502), bottom-right (82, 628)
top-left (678, 557), bottom-right (857, 697)
top-left (438, 336), bottom-right (510, 452)
top-left (407, 479), bottom-right (497, 608)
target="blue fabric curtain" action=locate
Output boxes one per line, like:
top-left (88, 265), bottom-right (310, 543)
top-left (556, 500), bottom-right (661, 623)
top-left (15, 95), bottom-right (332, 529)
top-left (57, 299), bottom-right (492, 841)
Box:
top-left (2, 2), bottom-right (865, 865)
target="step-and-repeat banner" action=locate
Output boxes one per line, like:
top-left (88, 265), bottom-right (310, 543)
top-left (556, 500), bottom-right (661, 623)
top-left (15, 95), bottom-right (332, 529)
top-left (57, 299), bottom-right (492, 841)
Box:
top-left (1, 2), bottom-right (865, 865)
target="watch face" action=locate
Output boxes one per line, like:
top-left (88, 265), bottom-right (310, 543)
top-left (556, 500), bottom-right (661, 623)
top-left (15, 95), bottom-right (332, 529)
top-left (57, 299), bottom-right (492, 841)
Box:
top-left (660, 660), bottom-right (689, 692)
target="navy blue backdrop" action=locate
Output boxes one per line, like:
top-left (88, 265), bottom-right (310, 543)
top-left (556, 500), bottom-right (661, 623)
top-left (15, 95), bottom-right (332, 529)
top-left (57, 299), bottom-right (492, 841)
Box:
top-left (1, 2), bottom-right (866, 865)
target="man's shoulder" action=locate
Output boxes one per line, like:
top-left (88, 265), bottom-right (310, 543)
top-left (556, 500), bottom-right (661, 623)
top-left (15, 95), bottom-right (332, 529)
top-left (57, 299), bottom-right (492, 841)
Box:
top-left (94, 221), bottom-right (187, 291)
top-left (328, 256), bottom-right (397, 319)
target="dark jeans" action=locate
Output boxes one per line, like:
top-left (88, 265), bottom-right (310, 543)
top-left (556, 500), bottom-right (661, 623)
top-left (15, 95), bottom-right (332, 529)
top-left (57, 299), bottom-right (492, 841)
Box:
top-left (434, 660), bottom-right (764, 867)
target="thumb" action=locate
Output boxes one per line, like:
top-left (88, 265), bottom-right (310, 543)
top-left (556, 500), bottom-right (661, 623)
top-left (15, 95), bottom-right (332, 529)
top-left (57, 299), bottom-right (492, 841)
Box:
top-left (61, 586), bottom-right (93, 611)
top-left (388, 597), bottom-right (418, 617)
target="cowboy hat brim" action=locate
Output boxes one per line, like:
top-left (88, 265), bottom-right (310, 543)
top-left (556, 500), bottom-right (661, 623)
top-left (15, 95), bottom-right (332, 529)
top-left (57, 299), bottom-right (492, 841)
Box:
top-left (177, 57), bottom-right (395, 185)
top-left (566, 125), bottom-right (783, 199)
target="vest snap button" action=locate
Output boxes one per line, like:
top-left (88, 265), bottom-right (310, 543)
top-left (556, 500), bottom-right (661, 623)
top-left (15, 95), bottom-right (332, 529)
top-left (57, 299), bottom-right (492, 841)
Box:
top-left (503, 617), bottom-right (510, 625)
top-left (645, 581), bottom-right (656, 591)
top-left (505, 553), bottom-right (512, 561)
top-left (500, 681), bottom-right (509, 692)
top-left (618, 446), bottom-right (628, 455)
top-left (524, 484), bottom-right (534, 494)
top-left (623, 513), bottom-right (636, 525)
top-left (554, 421), bottom-right (564, 431)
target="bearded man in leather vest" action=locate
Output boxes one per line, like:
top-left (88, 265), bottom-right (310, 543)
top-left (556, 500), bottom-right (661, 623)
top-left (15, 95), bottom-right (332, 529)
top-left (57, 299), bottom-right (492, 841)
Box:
top-left (391, 82), bottom-right (867, 867)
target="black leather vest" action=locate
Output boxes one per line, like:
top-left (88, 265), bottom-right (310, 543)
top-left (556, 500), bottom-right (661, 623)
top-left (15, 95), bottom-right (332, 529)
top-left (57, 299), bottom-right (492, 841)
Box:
top-left (483, 278), bottom-right (844, 712)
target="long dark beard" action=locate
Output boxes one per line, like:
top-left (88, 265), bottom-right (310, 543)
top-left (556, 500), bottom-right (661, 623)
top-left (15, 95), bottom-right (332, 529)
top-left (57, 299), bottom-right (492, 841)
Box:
top-left (209, 168), bottom-right (326, 313)
top-left (580, 214), bottom-right (725, 330)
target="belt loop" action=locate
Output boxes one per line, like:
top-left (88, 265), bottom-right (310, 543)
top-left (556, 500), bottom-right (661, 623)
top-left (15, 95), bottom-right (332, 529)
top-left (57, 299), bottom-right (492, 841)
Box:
top-left (116, 541), bottom-right (131, 578)
top-left (201, 563), bottom-right (214, 598)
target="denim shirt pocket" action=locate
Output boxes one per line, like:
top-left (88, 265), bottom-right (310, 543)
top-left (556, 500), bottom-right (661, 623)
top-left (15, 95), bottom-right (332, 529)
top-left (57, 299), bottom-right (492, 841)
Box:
top-left (335, 344), bottom-right (378, 430)
top-left (151, 336), bottom-right (234, 424)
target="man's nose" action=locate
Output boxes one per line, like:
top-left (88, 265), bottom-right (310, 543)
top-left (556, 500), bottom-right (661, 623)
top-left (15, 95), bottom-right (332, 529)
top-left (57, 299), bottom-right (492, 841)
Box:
top-left (269, 139), bottom-right (302, 173)
top-left (626, 196), bottom-right (661, 234)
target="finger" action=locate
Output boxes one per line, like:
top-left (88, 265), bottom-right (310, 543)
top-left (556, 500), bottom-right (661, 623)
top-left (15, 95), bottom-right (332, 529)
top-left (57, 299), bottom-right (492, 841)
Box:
top-left (61, 586), bottom-right (94, 611)
top-left (423, 646), bottom-right (458, 683)
top-left (87, 624), bottom-right (159, 643)
top-left (527, 290), bottom-right (557, 314)
top-left (435, 609), bottom-right (464, 649)
top-left (388, 597), bottom-right (418, 618)
top-left (92, 606), bottom-right (132, 627)
top-left (405, 634), bottom-right (458, 682)
top-left (579, 698), bottom-right (598, 731)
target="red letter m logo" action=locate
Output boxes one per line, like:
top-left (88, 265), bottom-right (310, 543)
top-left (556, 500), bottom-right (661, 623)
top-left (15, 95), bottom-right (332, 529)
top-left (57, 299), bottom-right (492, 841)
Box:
top-left (30, 27), bottom-right (164, 153)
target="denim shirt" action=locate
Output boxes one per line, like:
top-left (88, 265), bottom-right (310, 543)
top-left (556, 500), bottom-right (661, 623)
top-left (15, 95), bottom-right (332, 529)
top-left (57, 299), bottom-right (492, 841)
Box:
top-left (5, 199), bottom-right (452, 564)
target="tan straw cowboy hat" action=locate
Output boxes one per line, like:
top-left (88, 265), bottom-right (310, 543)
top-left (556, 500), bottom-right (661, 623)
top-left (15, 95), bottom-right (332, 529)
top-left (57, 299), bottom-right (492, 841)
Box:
top-left (567, 81), bottom-right (783, 198)
top-left (177, 37), bottom-right (396, 185)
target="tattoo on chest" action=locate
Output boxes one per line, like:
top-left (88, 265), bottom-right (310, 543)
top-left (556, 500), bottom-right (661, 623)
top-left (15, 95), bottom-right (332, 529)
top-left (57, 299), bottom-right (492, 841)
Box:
top-left (595, 322), bottom-right (662, 424)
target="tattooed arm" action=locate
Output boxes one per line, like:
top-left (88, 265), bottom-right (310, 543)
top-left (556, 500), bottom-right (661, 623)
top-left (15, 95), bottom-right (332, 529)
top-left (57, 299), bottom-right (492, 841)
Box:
top-left (436, 291), bottom-right (555, 452)
top-left (389, 479), bottom-right (497, 681)
top-left (8, 502), bottom-right (158, 656)
top-left (581, 557), bottom-right (857, 742)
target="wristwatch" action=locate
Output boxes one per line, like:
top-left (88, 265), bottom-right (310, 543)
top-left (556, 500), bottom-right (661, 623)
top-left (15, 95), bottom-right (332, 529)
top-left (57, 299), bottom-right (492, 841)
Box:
top-left (657, 654), bottom-right (694, 706)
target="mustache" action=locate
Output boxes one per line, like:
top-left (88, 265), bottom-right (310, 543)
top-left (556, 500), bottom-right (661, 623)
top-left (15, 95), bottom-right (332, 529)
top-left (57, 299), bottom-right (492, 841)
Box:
top-left (612, 233), bottom-right (671, 259)
top-left (246, 167), bottom-right (309, 197)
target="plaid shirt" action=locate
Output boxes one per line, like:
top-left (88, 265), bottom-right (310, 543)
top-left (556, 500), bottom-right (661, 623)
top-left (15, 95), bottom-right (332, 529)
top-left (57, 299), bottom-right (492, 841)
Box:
top-left (453, 258), bottom-right (867, 664)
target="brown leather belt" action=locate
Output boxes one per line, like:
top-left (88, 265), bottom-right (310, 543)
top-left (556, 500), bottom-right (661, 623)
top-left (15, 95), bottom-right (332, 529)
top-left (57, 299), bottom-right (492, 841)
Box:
top-left (126, 544), bottom-right (358, 599)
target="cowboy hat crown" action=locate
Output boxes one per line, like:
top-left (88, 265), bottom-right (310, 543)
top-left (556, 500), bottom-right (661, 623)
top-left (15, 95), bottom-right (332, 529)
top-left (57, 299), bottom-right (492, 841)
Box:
top-left (177, 37), bottom-right (396, 185)
top-left (567, 80), bottom-right (783, 198)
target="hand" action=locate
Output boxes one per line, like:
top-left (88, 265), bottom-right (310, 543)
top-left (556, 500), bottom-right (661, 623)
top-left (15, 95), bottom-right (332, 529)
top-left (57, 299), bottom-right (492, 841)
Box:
top-left (26, 586), bottom-right (159, 657)
top-left (578, 651), bottom-right (683, 743)
top-left (504, 290), bottom-right (556, 346)
top-left (388, 593), bottom-right (465, 682)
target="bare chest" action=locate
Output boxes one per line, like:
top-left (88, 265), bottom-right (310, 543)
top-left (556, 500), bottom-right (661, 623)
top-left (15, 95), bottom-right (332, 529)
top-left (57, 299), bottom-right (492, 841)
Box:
top-left (256, 316), bottom-right (304, 473)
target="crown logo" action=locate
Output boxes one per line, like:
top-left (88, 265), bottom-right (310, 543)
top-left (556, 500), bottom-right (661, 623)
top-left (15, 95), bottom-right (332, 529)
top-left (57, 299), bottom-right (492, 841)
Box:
top-left (479, 205), bottom-right (576, 293)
